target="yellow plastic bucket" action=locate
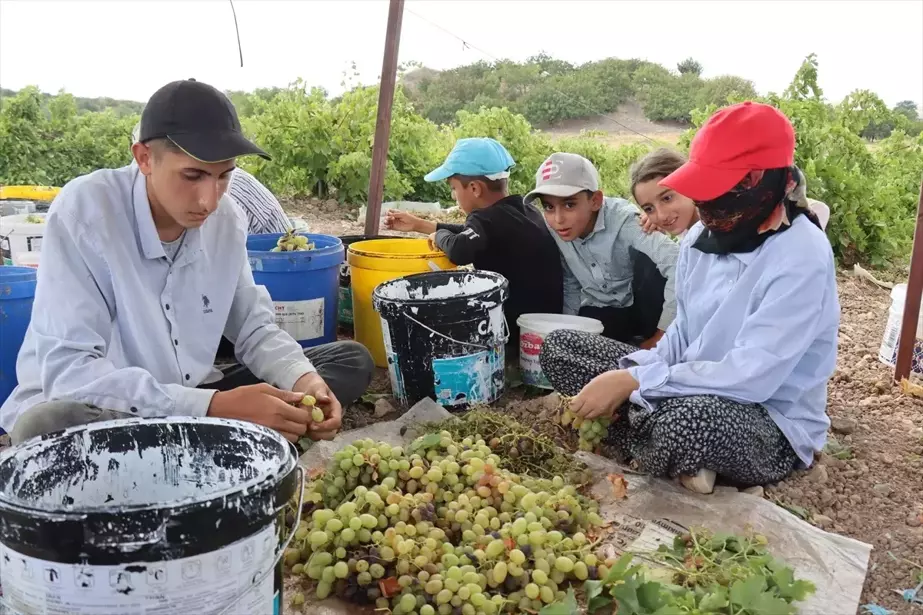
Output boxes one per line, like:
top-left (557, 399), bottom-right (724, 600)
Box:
top-left (348, 239), bottom-right (456, 367)
top-left (0, 186), bottom-right (61, 202)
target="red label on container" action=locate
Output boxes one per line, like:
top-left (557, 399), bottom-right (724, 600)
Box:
top-left (521, 333), bottom-right (543, 356)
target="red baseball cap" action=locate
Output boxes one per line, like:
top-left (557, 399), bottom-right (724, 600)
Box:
top-left (660, 101), bottom-right (795, 201)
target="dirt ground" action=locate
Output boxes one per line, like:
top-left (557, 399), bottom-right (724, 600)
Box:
top-left (299, 204), bottom-right (923, 614)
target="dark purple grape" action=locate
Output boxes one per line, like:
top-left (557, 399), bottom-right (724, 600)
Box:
top-left (491, 531), bottom-right (501, 539)
top-left (520, 545), bottom-right (533, 558)
top-left (588, 566), bottom-right (599, 580)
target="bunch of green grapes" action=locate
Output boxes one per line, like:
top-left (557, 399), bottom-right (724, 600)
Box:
top-left (559, 401), bottom-right (611, 453)
top-left (272, 229), bottom-right (315, 252)
top-left (285, 433), bottom-right (613, 614)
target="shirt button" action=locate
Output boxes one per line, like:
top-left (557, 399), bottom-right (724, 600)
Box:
top-left (174, 339), bottom-right (179, 346)
top-left (130, 407), bottom-right (138, 413)
top-left (185, 374), bottom-right (191, 381)
top-left (165, 304), bottom-right (171, 310)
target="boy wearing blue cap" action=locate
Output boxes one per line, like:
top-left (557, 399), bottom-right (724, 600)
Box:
top-left (385, 138), bottom-right (563, 349)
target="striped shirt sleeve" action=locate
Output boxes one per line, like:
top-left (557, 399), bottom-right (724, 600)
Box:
top-left (227, 169), bottom-right (293, 235)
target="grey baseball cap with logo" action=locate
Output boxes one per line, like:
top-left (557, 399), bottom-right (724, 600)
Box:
top-left (524, 152), bottom-right (601, 205)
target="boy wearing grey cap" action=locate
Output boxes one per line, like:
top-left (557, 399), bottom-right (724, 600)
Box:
top-left (524, 153), bottom-right (679, 349)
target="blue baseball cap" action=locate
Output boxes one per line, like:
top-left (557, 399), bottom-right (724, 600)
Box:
top-left (424, 138), bottom-right (515, 182)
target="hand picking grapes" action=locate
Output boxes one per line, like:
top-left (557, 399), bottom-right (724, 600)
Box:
top-left (272, 229), bottom-right (315, 252)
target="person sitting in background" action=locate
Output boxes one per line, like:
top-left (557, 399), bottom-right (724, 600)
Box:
top-left (525, 153), bottom-right (679, 348)
top-left (384, 137), bottom-right (563, 351)
top-left (631, 147), bottom-right (831, 238)
top-left (630, 148), bottom-right (699, 239)
top-left (539, 101), bottom-right (839, 494)
top-left (2, 79), bottom-right (374, 446)
top-left (133, 122), bottom-right (292, 235)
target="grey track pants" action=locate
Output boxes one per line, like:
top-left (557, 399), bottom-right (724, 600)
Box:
top-left (10, 340), bottom-right (374, 445)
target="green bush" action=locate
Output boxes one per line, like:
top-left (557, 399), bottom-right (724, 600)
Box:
top-left (2, 54), bottom-right (921, 268)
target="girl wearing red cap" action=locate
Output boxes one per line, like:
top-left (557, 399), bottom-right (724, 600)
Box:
top-left (630, 147), bottom-right (829, 239)
top-left (540, 102), bottom-right (840, 494)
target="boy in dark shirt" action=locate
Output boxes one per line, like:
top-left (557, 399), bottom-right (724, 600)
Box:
top-left (384, 137), bottom-right (563, 352)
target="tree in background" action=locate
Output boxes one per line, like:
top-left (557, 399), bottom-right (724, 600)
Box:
top-left (894, 100), bottom-right (919, 121)
top-left (677, 57), bottom-right (704, 77)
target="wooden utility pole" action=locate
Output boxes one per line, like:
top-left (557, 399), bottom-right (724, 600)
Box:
top-left (364, 0), bottom-right (405, 237)
top-left (893, 176), bottom-right (923, 383)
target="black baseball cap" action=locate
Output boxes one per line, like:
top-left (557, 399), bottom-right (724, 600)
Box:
top-left (138, 78), bottom-right (270, 162)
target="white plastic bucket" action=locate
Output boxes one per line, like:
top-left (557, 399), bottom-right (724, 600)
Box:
top-left (0, 213), bottom-right (47, 266)
top-left (12, 251), bottom-right (40, 268)
top-left (517, 313), bottom-right (605, 388)
top-left (878, 283), bottom-right (923, 374)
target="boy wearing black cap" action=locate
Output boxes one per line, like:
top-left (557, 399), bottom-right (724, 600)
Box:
top-left (1, 79), bottom-right (374, 445)
top-left (385, 137), bottom-right (563, 348)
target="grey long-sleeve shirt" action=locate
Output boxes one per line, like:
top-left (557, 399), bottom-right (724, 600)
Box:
top-left (551, 197), bottom-right (679, 330)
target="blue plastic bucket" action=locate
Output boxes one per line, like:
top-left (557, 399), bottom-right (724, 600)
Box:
top-left (0, 267), bottom-right (37, 409)
top-left (246, 233), bottom-right (344, 348)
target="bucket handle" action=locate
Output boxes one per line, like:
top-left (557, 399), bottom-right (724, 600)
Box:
top-left (402, 312), bottom-right (510, 349)
top-left (214, 463), bottom-right (307, 615)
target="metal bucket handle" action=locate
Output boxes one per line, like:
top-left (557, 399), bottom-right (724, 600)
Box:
top-left (216, 463), bottom-right (306, 615)
top-left (402, 311), bottom-right (510, 349)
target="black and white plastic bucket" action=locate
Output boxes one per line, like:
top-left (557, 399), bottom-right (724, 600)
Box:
top-left (0, 417), bottom-right (303, 615)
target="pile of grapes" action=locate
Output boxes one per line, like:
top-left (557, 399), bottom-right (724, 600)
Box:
top-left (271, 229), bottom-right (315, 252)
top-left (558, 398), bottom-right (610, 453)
top-left (285, 431), bottom-right (613, 614)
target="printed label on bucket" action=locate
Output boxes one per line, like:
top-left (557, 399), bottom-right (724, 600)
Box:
top-left (274, 299), bottom-right (324, 342)
top-left (0, 522), bottom-right (278, 615)
top-left (879, 312), bottom-right (923, 375)
top-left (520, 332), bottom-right (551, 388)
top-left (432, 349), bottom-right (501, 407)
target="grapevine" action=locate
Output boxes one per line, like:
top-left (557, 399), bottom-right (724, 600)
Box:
top-left (423, 409), bottom-right (592, 485)
top-left (285, 432), bottom-right (611, 613)
top-left (271, 229), bottom-right (314, 252)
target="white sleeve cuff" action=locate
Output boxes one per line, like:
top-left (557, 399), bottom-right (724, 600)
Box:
top-left (171, 386), bottom-right (218, 417)
top-left (274, 360), bottom-right (317, 392)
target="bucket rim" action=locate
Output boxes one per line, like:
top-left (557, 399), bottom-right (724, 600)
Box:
top-left (373, 270), bottom-right (509, 307)
top-left (516, 312), bottom-right (605, 335)
top-left (0, 416), bottom-right (297, 520)
top-left (246, 232), bottom-right (343, 253)
top-left (348, 238), bottom-right (445, 260)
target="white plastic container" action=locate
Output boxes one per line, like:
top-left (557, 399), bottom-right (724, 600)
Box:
top-left (878, 283), bottom-right (923, 374)
top-left (12, 251), bottom-right (40, 268)
top-left (0, 213), bottom-right (47, 266)
top-left (517, 313), bottom-right (605, 388)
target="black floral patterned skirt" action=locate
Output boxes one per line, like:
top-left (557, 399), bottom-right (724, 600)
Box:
top-left (539, 329), bottom-right (799, 487)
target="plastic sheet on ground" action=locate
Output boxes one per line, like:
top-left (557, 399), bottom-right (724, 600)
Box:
top-left (293, 399), bottom-right (872, 615)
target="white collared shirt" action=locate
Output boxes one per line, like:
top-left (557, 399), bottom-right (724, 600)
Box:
top-left (0, 164), bottom-right (315, 430)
